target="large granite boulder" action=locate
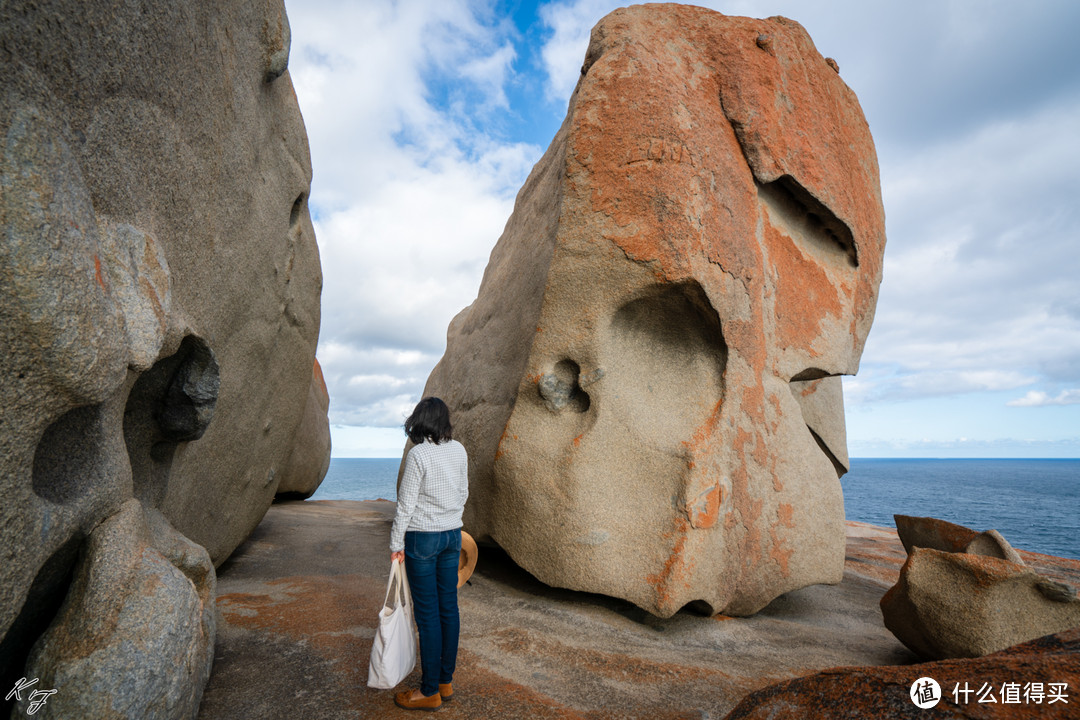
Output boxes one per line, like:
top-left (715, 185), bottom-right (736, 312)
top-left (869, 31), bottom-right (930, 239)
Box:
top-left (419, 5), bottom-right (886, 617)
top-left (723, 627), bottom-right (1080, 719)
top-left (881, 546), bottom-right (1080, 660)
top-left (275, 359), bottom-right (332, 500)
top-left (0, 0), bottom-right (322, 715)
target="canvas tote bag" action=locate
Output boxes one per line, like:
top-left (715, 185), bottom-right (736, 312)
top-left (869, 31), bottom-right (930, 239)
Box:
top-left (367, 558), bottom-right (417, 689)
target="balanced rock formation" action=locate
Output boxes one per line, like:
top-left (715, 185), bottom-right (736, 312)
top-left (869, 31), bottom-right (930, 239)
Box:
top-left (882, 543), bottom-right (1080, 660)
top-left (1, 0), bottom-right (323, 716)
top-left (723, 627), bottom-right (1080, 720)
top-left (275, 359), bottom-right (333, 500)
top-left (420, 5), bottom-right (886, 617)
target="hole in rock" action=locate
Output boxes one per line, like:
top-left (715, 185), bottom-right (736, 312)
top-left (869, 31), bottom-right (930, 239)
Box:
top-left (538, 359), bottom-right (591, 414)
top-left (289, 193), bottom-right (305, 229)
top-left (683, 599), bottom-right (717, 616)
top-left (759, 175), bottom-right (857, 267)
top-left (791, 367), bottom-right (831, 382)
top-left (156, 336), bottom-right (219, 442)
top-left (124, 335), bottom-right (219, 507)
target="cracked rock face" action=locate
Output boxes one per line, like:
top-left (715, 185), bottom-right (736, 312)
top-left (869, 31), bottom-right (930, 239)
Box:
top-left (419, 5), bottom-right (886, 618)
top-left (1, 0), bottom-right (324, 715)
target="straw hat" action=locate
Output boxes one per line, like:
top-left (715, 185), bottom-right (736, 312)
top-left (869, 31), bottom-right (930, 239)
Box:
top-left (458, 531), bottom-right (478, 588)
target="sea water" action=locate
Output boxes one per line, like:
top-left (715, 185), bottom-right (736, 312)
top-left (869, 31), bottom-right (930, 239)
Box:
top-left (841, 458), bottom-right (1079, 560)
top-left (313, 457), bottom-right (1080, 560)
top-left (311, 458), bottom-right (402, 502)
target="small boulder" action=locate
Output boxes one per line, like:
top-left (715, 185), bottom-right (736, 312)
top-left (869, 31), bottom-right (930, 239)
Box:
top-left (965, 528), bottom-right (1024, 565)
top-left (880, 547), bottom-right (1080, 660)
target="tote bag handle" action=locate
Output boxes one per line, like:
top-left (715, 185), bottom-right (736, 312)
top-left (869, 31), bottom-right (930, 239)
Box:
top-left (367, 558), bottom-right (417, 689)
top-left (382, 558), bottom-right (410, 611)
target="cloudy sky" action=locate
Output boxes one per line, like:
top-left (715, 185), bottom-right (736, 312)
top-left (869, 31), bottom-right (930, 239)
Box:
top-left (285, 0), bottom-right (1080, 458)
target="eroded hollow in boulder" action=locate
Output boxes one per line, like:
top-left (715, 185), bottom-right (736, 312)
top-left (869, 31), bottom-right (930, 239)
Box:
top-left (538, 359), bottom-right (591, 413)
top-left (607, 281), bottom-right (727, 441)
top-left (124, 335), bottom-right (219, 507)
top-left (758, 175), bottom-right (857, 268)
top-left (32, 404), bottom-right (110, 505)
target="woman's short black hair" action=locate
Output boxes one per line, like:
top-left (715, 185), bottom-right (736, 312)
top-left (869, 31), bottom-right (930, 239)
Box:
top-left (405, 397), bottom-right (453, 445)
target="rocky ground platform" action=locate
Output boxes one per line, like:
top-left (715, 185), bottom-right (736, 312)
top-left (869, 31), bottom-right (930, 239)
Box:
top-left (196, 501), bottom-right (1080, 719)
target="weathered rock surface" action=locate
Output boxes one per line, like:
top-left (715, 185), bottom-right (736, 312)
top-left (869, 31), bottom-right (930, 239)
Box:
top-left (1, 0), bottom-right (323, 715)
top-left (198, 504), bottom-right (1080, 719)
top-left (881, 546), bottom-right (1080, 660)
top-left (420, 5), bottom-right (886, 617)
top-left (275, 360), bottom-right (332, 500)
top-left (724, 627), bottom-right (1080, 719)
top-left (198, 504), bottom-right (913, 719)
top-left (790, 376), bottom-right (850, 475)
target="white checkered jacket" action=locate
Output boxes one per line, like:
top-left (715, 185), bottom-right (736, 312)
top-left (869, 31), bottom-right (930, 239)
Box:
top-left (390, 439), bottom-right (469, 552)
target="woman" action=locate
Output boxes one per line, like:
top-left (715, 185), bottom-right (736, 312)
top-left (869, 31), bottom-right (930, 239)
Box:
top-left (390, 397), bottom-right (469, 711)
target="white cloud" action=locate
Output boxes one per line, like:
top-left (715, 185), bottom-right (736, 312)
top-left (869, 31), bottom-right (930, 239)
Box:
top-left (284, 0), bottom-right (1080, 454)
top-left (285, 0), bottom-right (543, 434)
top-left (329, 425), bottom-right (408, 458)
top-left (458, 42), bottom-right (518, 112)
top-left (851, 96), bottom-right (1080, 407)
top-left (537, 0), bottom-right (617, 102)
top-left (1008, 390), bottom-right (1080, 408)
top-left (288, 0), bottom-right (533, 210)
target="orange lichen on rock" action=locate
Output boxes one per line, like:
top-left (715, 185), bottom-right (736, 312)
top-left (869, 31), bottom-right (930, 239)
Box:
top-left (93, 254), bottom-right (106, 290)
top-left (219, 574), bottom-right (381, 639)
top-left (726, 628), bottom-right (1080, 720)
top-left (763, 221), bottom-right (842, 355)
top-left (312, 358), bottom-right (328, 400)
top-left (646, 519), bottom-right (692, 613)
top-left (686, 483), bottom-right (723, 529)
top-left (768, 525), bottom-right (793, 577)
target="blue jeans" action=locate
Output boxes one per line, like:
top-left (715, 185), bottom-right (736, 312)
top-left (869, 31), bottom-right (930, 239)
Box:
top-left (404, 529), bottom-right (461, 697)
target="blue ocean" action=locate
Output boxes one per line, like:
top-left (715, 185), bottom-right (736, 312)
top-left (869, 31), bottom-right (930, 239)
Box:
top-left (841, 458), bottom-right (1078, 561)
top-left (312, 457), bottom-right (1079, 561)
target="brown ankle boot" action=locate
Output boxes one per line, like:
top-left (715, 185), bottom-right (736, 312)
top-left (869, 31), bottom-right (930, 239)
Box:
top-left (439, 683), bottom-right (453, 702)
top-left (394, 688), bottom-right (442, 711)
